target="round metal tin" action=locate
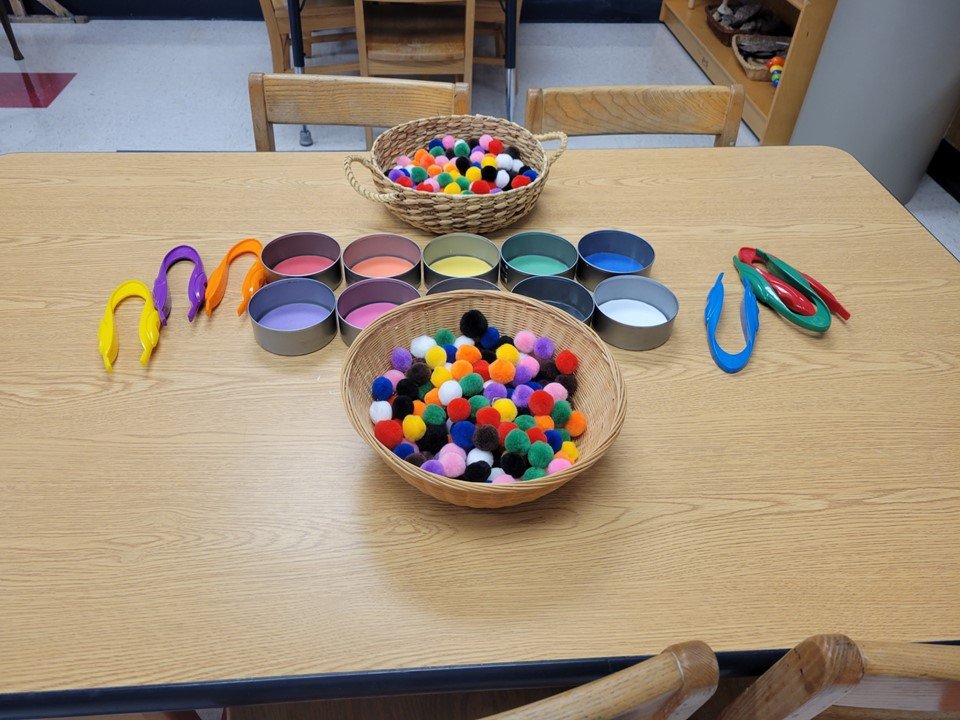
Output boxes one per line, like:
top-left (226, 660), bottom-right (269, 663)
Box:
top-left (343, 233), bottom-right (422, 287)
top-left (576, 229), bottom-right (655, 291)
top-left (336, 277), bottom-right (421, 346)
top-left (592, 275), bottom-right (679, 351)
top-left (426, 277), bottom-right (501, 295)
top-left (261, 231), bottom-right (343, 290)
top-left (500, 231), bottom-right (578, 290)
top-left (422, 233), bottom-right (500, 289)
top-left (248, 278), bottom-right (337, 356)
top-left (511, 275), bottom-right (596, 324)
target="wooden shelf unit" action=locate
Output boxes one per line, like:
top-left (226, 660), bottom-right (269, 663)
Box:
top-left (660, 0), bottom-right (836, 144)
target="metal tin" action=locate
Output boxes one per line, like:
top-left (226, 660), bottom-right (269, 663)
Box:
top-left (343, 233), bottom-right (422, 287)
top-left (248, 278), bottom-right (337, 356)
top-left (576, 229), bottom-right (655, 291)
top-left (500, 231), bottom-right (578, 290)
top-left (426, 277), bottom-right (501, 295)
top-left (261, 231), bottom-right (343, 290)
top-left (592, 275), bottom-right (679, 351)
top-left (337, 277), bottom-right (421, 346)
top-left (422, 233), bottom-right (500, 289)
top-left (511, 276), bottom-right (596, 324)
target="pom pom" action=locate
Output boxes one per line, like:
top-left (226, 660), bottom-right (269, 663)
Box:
top-left (504, 428), bottom-right (531, 454)
top-left (460, 309), bottom-right (489, 339)
top-left (493, 398), bottom-right (518, 422)
top-left (392, 396), bottom-right (414, 420)
top-left (454, 335), bottom-right (475, 348)
top-left (393, 442), bottom-right (417, 460)
top-left (421, 404), bottom-right (446, 427)
top-left (450, 359), bottom-right (473, 380)
top-left (470, 180), bottom-right (490, 195)
top-left (513, 362), bottom-right (535, 386)
top-left (439, 442), bottom-right (466, 460)
top-left (480, 165), bottom-right (498, 182)
top-left (419, 383), bottom-right (433, 400)
top-left (512, 384), bottom-right (534, 409)
top-left (494, 335), bottom-right (514, 349)
top-left (488, 138), bottom-right (504, 155)
top-left (438, 379), bottom-right (463, 405)
top-left (514, 330), bottom-right (536, 353)
top-left (465, 166), bottom-right (482, 182)
top-left (489, 359), bottom-right (516, 384)
top-left (537, 360), bottom-right (559, 382)
top-left (527, 441), bottom-right (553, 469)
top-left (463, 461), bottom-right (491, 482)
top-left (475, 407), bottom-right (502, 428)
top-left (551, 399), bottom-right (572, 427)
top-left (431, 366), bottom-right (452, 388)
top-left (424, 388), bottom-right (441, 406)
top-left (433, 328), bottom-right (455, 346)
top-left (472, 423), bottom-right (501, 453)
top-left (489, 188), bottom-right (503, 195)
top-left (405, 362), bottom-right (431, 385)
top-left (567, 410), bottom-right (587, 437)
top-left (555, 349), bottom-right (579, 374)
top-left (497, 421), bottom-right (518, 446)
top-left (533, 336), bottom-right (555, 359)
top-left (455, 156), bottom-right (471, 174)
top-left (479, 327), bottom-right (500, 351)
top-left (444, 344), bottom-right (458, 363)
top-left (527, 380), bottom-right (543, 391)
top-left (547, 458), bottom-right (572, 474)
top-left (500, 452), bottom-right (527, 478)
top-left (544, 429), bottom-right (563, 452)
top-left (561, 440), bottom-right (579, 461)
top-left (395, 377), bottom-right (421, 401)
top-left (387, 168), bottom-right (405, 182)
top-left (456, 344), bottom-right (481, 363)
top-left (488, 466), bottom-right (508, 482)
top-left (459, 372), bottom-right (484, 398)
top-left (511, 175), bottom-right (532, 190)
top-left (442, 134), bottom-right (456, 149)
top-left (469, 151), bottom-right (485, 165)
top-left (395, 175), bottom-right (414, 189)
top-left (515, 415), bottom-right (537, 431)
top-left (479, 134), bottom-right (493, 150)
top-left (472, 359), bottom-right (490, 381)
top-left (495, 343), bottom-right (520, 364)
top-left (440, 452), bottom-right (466, 478)
top-left (523, 467), bottom-right (547, 481)
top-left (406, 452), bottom-right (427, 467)
top-left (391, 347), bottom-right (413, 372)
top-left (424, 345), bottom-right (447, 369)
top-left (466, 448), bottom-right (494, 467)
top-left (371, 376), bottom-right (393, 401)
top-left (468, 395), bottom-right (490, 416)
top-left (483, 381), bottom-right (508, 401)
top-left (495, 169), bottom-right (510, 188)
top-left (496, 153), bottom-right (513, 170)
top-left (410, 166), bottom-right (428, 183)
top-left (419, 424), bottom-right (448, 454)
top-left (451, 420), bottom-right (476, 449)
top-left (456, 177), bottom-right (470, 190)
top-left (402, 414), bottom-right (427, 442)
top-left (528, 390), bottom-right (555, 416)
top-left (369, 400), bottom-right (392, 424)
top-left (374, 419), bottom-right (403, 448)
top-left (543, 382), bottom-right (569, 402)
top-left (480, 347), bottom-right (497, 363)
top-left (453, 139), bottom-right (470, 157)
top-left (421, 459), bottom-right (445, 475)
top-left (436, 172), bottom-right (453, 187)
top-left (558, 428), bottom-right (571, 442)
top-left (446, 397), bottom-right (471, 423)
top-left (534, 415), bottom-right (555, 431)
top-left (444, 183), bottom-right (462, 195)
top-left (384, 369), bottom-right (405, 389)
top-left (526, 427), bottom-right (548, 445)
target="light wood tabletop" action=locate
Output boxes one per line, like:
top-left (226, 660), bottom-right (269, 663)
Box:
top-left (1, 148), bottom-right (958, 717)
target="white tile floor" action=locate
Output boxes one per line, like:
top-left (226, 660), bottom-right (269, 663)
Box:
top-left (1, 19), bottom-right (957, 257)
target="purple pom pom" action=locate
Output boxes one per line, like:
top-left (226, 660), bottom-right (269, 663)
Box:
top-left (533, 336), bottom-right (555, 359)
top-left (513, 363), bottom-right (535, 385)
top-left (483, 382), bottom-right (507, 401)
top-left (512, 384), bottom-right (534, 408)
top-left (421, 459), bottom-right (445, 475)
top-left (391, 347), bottom-right (413, 372)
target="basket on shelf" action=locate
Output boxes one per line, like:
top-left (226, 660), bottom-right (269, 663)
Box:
top-left (340, 290), bottom-right (626, 508)
top-left (732, 34), bottom-right (791, 80)
top-left (706, 3), bottom-right (738, 46)
top-left (344, 115), bottom-right (567, 235)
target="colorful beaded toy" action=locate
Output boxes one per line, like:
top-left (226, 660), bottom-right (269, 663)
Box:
top-left (386, 134), bottom-right (540, 196)
top-left (368, 310), bottom-right (586, 483)
top-left (766, 55), bottom-right (785, 87)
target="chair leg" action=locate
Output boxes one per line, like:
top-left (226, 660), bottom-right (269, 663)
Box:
top-left (1, 4), bottom-right (24, 61)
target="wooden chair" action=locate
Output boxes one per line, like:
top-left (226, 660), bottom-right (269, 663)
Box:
top-left (248, 73), bottom-right (470, 151)
top-left (718, 635), bottom-right (960, 720)
top-left (1, 1), bottom-right (24, 61)
top-left (474, 0), bottom-right (523, 65)
top-left (257, 0), bottom-right (358, 74)
top-left (354, 0), bottom-right (476, 88)
top-left (525, 84), bottom-right (745, 147)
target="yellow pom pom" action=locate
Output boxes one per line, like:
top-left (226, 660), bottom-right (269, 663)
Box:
top-left (481, 156), bottom-right (497, 168)
top-left (431, 366), bottom-right (452, 387)
top-left (402, 414), bottom-right (427, 442)
top-left (495, 343), bottom-right (520, 364)
top-left (443, 183), bottom-right (462, 195)
top-left (560, 440), bottom-right (579, 462)
top-left (443, 161), bottom-right (458, 173)
top-left (492, 398), bottom-right (518, 422)
top-left (424, 345), bottom-right (447, 368)
top-left (465, 166), bottom-right (482, 182)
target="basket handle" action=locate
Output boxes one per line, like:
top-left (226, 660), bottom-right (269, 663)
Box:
top-left (534, 131), bottom-right (568, 170)
top-left (344, 154), bottom-right (401, 204)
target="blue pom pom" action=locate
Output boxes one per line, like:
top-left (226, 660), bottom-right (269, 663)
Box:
top-left (527, 381), bottom-right (543, 391)
top-left (393, 442), bottom-right (417, 459)
top-left (523, 170), bottom-right (538, 181)
top-left (428, 138), bottom-right (443, 150)
top-left (451, 420), bottom-right (476, 449)
top-left (479, 326), bottom-right (500, 350)
top-left (444, 344), bottom-right (458, 363)
top-left (372, 376), bottom-right (393, 401)
top-left (544, 429), bottom-right (563, 453)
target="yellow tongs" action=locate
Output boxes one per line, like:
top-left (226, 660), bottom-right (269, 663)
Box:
top-left (204, 238), bottom-right (267, 317)
top-left (98, 280), bottom-right (162, 371)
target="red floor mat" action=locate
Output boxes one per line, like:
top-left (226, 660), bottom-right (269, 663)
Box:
top-left (0, 72), bottom-right (75, 108)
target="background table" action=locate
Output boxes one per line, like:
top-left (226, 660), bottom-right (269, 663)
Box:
top-left (1, 148), bottom-right (958, 719)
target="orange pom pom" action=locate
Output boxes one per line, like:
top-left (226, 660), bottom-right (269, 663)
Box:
top-left (424, 388), bottom-right (442, 406)
top-left (566, 410), bottom-right (587, 437)
top-left (553, 451), bottom-right (572, 463)
top-left (450, 359), bottom-right (473, 380)
top-left (456, 344), bottom-right (481, 363)
top-left (427, 165), bottom-right (442, 177)
top-left (413, 400), bottom-right (426, 416)
top-left (489, 358), bottom-right (516, 384)
top-left (534, 415), bottom-right (555, 431)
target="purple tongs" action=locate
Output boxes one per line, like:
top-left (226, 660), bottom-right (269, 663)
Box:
top-left (153, 245), bottom-right (207, 325)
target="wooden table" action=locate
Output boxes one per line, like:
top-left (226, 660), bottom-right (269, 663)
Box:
top-left (1, 148), bottom-right (958, 719)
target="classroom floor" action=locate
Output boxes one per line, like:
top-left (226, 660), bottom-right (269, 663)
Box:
top-left (0, 19), bottom-right (957, 258)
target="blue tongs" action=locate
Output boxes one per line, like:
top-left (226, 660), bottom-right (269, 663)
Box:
top-left (705, 272), bottom-right (760, 374)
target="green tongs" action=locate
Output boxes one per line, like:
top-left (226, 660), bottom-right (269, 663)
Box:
top-left (733, 248), bottom-right (832, 333)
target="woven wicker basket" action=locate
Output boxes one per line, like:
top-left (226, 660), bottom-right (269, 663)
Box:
top-left (340, 291), bottom-right (626, 508)
top-left (344, 115), bottom-right (567, 235)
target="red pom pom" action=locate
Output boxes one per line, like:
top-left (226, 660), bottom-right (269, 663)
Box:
top-left (510, 175), bottom-right (532, 189)
top-left (447, 397), bottom-right (471, 422)
top-left (497, 421), bottom-right (518, 446)
top-left (470, 180), bottom-right (491, 195)
top-left (526, 427), bottom-right (548, 444)
top-left (555, 349), bottom-right (579, 374)
top-left (528, 389), bottom-right (555, 416)
top-left (476, 407), bottom-right (501, 427)
top-left (488, 139), bottom-right (504, 155)
top-left (472, 359), bottom-right (490, 381)
top-left (374, 419), bottom-right (403, 448)
top-left (395, 175), bottom-right (414, 188)
top-left (416, 181), bottom-right (436, 192)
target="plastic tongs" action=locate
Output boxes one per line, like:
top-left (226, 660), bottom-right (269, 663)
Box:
top-left (733, 248), bottom-right (833, 332)
top-left (737, 247), bottom-right (850, 321)
top-left (204, 238), bottom-right (267, 317)
top-left (153, 245), bottom-right (207, 325)
top-left (98, 280), bottom-right (162, 371)
top-left (705, 272), bottom-right (760, 374)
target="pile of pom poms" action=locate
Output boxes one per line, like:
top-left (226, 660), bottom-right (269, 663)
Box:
top-left (368, 309), bottom-right (586, 483)
top-left (385, 134), bottom-right (540, 196)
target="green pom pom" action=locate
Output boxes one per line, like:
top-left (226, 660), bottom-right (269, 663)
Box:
top-left (421, 404), bottom-right (446, 426)
top-left (504, 429), bottom-right (531, 454)
top-left (437, 172), bottom-right (452, 187)
top-left (462, 190), bottom-right (474, 195)
top-left (430, 146), bottom-right (445, 157)
top-left (456, 176), bottom-right (470, 190)
top-left (522, 467), bottom-right (547, 481)
top-left (434, 329), bottom-right (455, 346)
top-left (551, 400), bottom-right (572, 427)
top-left (527, 441), bottom-right (554, 468)
top-left (459, 372), bottom-right (484, 397)
top-left (558, 428), bottom-right (571, 441)
top-left (410, 166), bottom-right (428, 183)
top-left (418, 383), bottom-right (432, 400)
top-left (514, 415), bottom-right (537, 431)
top-left (453, 139), bottom-right (470, 157)
top-left (468, 395), bottom-right (490, 417)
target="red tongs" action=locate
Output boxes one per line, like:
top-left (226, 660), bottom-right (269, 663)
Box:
top-left (737, 247), bottom-right (850, 320)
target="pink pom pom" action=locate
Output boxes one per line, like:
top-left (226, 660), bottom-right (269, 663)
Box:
top-left (479, 134), bottom-right (493, 150)
top-left (543, 382), bottom-right (568, 402)
top-left (470, 151), bottom-right (485, 164)
top-left (440, 452), bottom-right (466, 478)
top-left (519, 355), bottom-right (540, 378)
top-left (426, 178), bottom-right (441, 192)
top-left (396, 155), bottom-right (412, 167)
top-left (514, 330), bottom-right (536, 353)
top-left (384, 369), bottom-right (406, 389)
top-left (442, 135), bottom-right (456, 150)
top-left (547, 458), bottom-right (572, 474)
top-left (438, 443), bottom-right (466, 460)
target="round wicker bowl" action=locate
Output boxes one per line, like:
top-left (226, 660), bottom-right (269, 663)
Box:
top-left (340, 290), bottom-right (626, 508)
top-left (344, 115), bottom-right (568, 235)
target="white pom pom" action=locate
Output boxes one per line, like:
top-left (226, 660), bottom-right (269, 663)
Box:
top-left (495, 170), bottom-right (510, 188)
top-left (369, 401), bottom-right (392, 424)
top-left (496, 153), bottom-right (513, 170)
top-left (488, 467), bottom-right (507, 481)
top-left (454, 335), bottom-right (474, 348)
top-left (467, 448), bottom-right (494, 466)
top-left (511, 158), bottom-right (523, 173)
top-left (410, 335), bottom-right (435, 358)
top-left (438, 380), bottom-right (463, 405)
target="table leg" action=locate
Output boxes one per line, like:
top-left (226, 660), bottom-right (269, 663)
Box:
top-left (285, 0), bottom-right (313, 147)
top-left (504, 0), bottom-right (517, 121)
top-left (1, 2), bottom-right (24, 60)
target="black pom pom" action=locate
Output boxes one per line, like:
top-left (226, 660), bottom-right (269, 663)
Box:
top-left (556, 373), bottom-right (578, 396)
top-left (519, 165), bottom-right (531, 174)
top-left (455, 156), bottom-right (471, 174)
top-left (480, 348), bottom-right (496, 362)
top-left (418, 425), bottom-right (448, 454)
top-left (405, 362), bottom-right (431, 386)
top-left (500, 452), bottom-right (527, 478)
top-left (507, 145), bottom-right (521, 159)
top-left (537, 360), bottom-right (559, 382)
top-left (392, 396), bottom-right (414, 419)
top-left (395, 377), bottom-right (421, 400)
top-left (468, 137), bottom-right (479, 149)
top-left (406, 452), bottom-right (427, 467)
top-left (459, 309), bottom-right (489, 339)
top-left (480, 165), bottom-right (498, 182)
top-left (495, 335), bottom-right (514, 349)
top-left (463, 461), bottom-right (491, 482)
top-left (472, 424), bottom-right (500, 452)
